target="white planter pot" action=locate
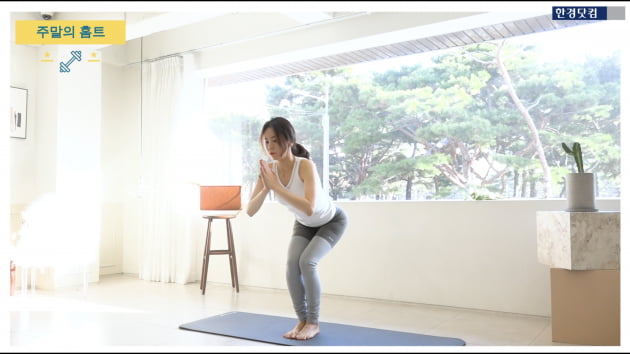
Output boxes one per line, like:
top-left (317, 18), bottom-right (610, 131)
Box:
top-left (566, 173), bottom-right (597, 212)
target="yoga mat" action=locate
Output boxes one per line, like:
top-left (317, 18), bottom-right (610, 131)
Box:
top-left (179, 311), bottom-right (466, 346)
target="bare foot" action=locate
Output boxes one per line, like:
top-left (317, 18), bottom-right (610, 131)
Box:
top-left (295, 322), bottom-right (320, 340)
top-left (283, 320), bottom-right (305, 339)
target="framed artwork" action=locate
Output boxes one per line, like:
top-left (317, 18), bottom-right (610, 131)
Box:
top-left (10, 86), bottom-right (28, 139)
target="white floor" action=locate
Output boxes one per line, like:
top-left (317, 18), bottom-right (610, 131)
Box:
top-left (9, 274), bottom-right (576, 350)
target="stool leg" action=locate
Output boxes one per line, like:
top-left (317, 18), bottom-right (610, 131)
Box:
top-left (225, 219), bottom-right (235, 289)
top-left (226, 219), bottom-right (239, 292)
top-left (200, 218), bottom-right (208, 290)
top-left (201, 217), bottom-right (213, 294)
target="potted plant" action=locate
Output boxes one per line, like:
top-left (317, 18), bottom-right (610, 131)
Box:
top-left (562, 142), bottom-right (597, 212)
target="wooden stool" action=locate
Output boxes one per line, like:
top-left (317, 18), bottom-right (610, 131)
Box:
top-left (200, 214), bottom-right (239, 294)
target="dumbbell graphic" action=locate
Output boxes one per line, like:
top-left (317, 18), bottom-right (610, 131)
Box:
top-left (59, 50), bottom-right (82, 73)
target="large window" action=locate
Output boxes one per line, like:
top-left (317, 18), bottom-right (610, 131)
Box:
top-left (200, 21), bottom-right (621, 201)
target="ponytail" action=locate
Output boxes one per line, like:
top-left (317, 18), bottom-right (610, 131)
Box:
top-left (292, 143), bottom-right (311, 159)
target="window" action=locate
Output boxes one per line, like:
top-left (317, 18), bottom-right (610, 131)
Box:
top-left (199, 21), bottom-right (621, 201)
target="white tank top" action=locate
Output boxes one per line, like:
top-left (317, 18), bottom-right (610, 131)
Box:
top-left (273, 157), bottom-right (336, 227)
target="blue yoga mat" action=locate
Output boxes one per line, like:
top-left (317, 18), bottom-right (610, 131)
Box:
top-left (179, 311), bottom-right (466, 346)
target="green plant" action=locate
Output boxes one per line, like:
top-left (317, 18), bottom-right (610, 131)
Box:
top-left (470, 192), bottom-right (492, 200)
top-left (561, 142), bottom-right (584, 173)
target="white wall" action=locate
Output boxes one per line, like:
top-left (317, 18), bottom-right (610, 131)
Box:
top-left (100, 62), bottom-right (140, 275)
top-left (55, 45), bottom-right (102, 286)
top-left (9, 44), bottom-right (38, 233)
top-left (10, 43), bottom-right (102, 288)
top-left (200, 198), bottom-right (620, 317)
top-left (117, 64), bottom-right (142, 277)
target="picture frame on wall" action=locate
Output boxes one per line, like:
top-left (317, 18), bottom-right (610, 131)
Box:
top-left (10, 86), bottom-right (28, 139)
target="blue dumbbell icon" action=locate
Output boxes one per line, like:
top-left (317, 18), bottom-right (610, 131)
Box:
top-left (59, 50), bottom-right (82, 73)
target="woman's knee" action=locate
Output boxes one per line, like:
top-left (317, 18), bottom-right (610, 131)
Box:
top-left (286, 256), bottom-right (301, 275)
top-left (298, 255), bottom-right (318, 272)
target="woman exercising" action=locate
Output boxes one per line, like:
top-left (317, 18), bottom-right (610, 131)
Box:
top-left (246, 116), bottom-right (348, 340)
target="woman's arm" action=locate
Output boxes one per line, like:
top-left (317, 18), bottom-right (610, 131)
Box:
top-left (246, 174), bottom-right (269, 217)
top-left (262, 159), bottom-right (317, 216)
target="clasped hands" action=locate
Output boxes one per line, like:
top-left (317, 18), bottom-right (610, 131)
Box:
top-left (259, 159), bottom-right (281, 191)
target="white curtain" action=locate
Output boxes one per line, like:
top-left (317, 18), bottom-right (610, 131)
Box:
top-left (138, 55), bottom-right (202, 284)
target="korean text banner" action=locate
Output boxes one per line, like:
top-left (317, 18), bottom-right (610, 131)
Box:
top-left (15, 20), bottom-right (126, 45)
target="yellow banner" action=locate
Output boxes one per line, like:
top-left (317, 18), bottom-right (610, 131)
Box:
top-left (15, 20), bottom-right (126, 45)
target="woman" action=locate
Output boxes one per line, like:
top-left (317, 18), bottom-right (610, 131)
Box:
top-left (246, 117), bottom-right (348, 340)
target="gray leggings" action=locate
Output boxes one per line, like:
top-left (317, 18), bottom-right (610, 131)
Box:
top-left (286, 207), bottom-right (348, 324)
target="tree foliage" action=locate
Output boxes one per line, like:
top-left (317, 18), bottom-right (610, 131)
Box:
top-left (234, 38), bottom-right (620, 201)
